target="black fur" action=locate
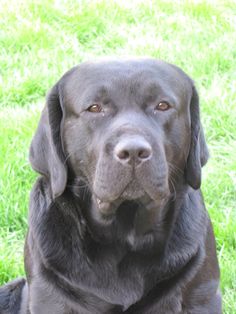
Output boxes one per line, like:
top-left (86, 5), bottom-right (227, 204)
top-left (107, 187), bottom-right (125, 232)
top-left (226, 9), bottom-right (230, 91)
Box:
top-left (0, 58), bottom-right (221, 313)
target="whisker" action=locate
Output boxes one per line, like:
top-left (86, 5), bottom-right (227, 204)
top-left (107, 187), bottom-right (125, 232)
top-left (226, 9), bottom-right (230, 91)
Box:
top-left (167, 162), bottom-right (184, 175)
top-left (64, 151), bottom-right (75, 165)
top-left (169, 177), bottom-right (177, 201)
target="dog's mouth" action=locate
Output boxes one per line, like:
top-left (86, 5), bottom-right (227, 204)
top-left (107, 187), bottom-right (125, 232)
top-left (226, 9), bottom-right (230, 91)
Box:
top-left (93, 180), bottom-right (169, 221)
top-left (93, 179), bottom-right (145, 214)
top-left (70, 172), bottom-right (170, 222)
top-left (93, 193), bottom-right (158, 222)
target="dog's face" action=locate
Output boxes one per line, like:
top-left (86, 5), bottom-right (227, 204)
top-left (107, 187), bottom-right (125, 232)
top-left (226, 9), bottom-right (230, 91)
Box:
top-left (30, 58), bottom-right (208, 223)
top-left (63, 60), bottom-right (192, 211)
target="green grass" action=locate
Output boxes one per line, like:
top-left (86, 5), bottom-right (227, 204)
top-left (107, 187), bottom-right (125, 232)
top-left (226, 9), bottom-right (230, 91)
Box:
top-left (0, 0), bottom-right (235, 312)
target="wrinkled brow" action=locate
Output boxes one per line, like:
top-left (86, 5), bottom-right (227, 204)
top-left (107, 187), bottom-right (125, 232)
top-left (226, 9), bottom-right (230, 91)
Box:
top-left (140, 83), bottom-right (160, 103)
top-left (78, 85), bottom-right (113, 109)
top-left (140, 84), bottom-right (179, 108)
top-left (86, 85), bottom-right (111, 101)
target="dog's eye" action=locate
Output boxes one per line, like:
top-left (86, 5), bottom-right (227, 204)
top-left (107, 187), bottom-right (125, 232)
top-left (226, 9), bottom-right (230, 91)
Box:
top-left (87, 104), bottom-right (102, 113)
top-left (155, 102), bottom-right (170, 111)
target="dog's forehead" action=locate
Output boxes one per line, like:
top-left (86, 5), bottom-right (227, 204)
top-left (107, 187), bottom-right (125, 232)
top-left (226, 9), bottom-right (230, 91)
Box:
top-left (63, 59), bottom-right (191, 104)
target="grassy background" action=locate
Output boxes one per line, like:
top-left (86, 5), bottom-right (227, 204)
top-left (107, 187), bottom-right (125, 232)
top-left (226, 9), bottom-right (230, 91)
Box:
top-left (0, 0), bottom-right (235, 312)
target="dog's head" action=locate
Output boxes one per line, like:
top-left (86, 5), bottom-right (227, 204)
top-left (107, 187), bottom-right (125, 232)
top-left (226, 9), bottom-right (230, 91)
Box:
top-left (29, 58), bottom-right (208, 221)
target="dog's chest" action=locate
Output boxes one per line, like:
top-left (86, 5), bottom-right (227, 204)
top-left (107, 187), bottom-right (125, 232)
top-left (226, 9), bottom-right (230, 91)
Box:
top-left (77, 248), bottom-right (148, 310)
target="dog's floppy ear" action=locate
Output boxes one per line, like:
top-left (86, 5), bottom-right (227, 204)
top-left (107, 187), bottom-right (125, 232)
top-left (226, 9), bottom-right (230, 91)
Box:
top-left (29, 83), bottom-right (67, 199)
top-left (186, 85), bottom-right (209, 189)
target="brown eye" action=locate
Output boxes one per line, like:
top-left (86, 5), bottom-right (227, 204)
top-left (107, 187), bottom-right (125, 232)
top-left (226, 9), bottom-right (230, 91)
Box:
top-left (155, 102), bottom-right (170, 111)
top-left (87, 104), bottom-right (102, 113)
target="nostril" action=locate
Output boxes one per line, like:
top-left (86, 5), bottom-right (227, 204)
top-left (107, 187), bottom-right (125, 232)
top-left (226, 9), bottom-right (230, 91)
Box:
top-left (138, 148), bottom-right (151, 159)
top-left (114, 136), bottom-right (152, 163)
top-left (117, 150), bottom-right (130, 160)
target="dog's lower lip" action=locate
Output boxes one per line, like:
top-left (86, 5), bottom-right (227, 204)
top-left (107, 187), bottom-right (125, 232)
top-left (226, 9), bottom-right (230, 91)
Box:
top-left (96, 197), bottom-right (111, 214)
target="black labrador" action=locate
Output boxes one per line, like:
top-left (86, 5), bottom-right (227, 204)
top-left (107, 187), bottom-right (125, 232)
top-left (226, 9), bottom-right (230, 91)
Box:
top-left (0, 58), bottom-right (222, 313)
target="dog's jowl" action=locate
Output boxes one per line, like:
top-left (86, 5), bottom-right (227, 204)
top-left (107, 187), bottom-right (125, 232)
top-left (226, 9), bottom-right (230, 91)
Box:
top-left (0, 58), bottom-right (222, 314)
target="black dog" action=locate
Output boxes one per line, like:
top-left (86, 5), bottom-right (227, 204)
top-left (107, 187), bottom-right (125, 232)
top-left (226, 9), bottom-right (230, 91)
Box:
top-left (0, 58), bottom-right (222, 313)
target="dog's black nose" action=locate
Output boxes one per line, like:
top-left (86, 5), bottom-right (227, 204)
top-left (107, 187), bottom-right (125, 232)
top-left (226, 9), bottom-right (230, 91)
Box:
top-left (114, 136), bottom-right (152, 164)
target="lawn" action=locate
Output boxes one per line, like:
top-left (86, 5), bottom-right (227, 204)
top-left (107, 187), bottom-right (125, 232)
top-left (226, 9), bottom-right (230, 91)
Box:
top-left (0, 0), bottom-right (235, 312)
